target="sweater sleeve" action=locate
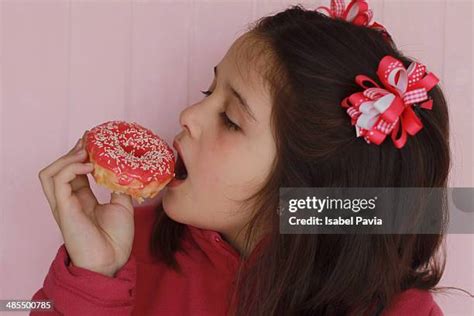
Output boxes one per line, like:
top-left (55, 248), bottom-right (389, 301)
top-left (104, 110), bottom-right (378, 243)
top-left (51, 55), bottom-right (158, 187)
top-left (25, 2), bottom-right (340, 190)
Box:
top-left (30, 244), bottom-right (136, 316)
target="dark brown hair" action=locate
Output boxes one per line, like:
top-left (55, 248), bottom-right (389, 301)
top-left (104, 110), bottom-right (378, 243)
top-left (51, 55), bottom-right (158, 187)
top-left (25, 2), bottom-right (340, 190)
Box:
top-left (151, 5), bottom-right (454, 315)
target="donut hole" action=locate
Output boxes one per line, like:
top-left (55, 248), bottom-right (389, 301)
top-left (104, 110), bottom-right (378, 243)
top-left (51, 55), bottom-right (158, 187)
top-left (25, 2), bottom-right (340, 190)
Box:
top-left (121, 145), bottom-right (147, 158)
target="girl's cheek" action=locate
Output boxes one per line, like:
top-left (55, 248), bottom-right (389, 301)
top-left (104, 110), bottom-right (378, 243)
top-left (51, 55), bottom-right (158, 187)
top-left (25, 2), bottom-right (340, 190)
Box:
top-left (200, 135), bottom-right (244, 183)
top-left (196, 156), bottom-right (222, 186)
top-left (219, 135), bottom-right (244, 162)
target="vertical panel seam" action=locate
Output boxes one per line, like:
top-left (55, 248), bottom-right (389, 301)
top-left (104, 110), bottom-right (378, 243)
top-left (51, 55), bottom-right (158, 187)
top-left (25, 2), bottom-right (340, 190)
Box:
top-left (441, 0), bottom-right (447, 84)
top-left (252, 0), bottom-right (257, 21)
top-left (67, 0), bottom-right (71, 145)
top-left (187, 0), bottom-right (196, 107)
top-left (381, 0), bottom-right (384, 23)
top-left (125, 0), bottom-right (134, 121)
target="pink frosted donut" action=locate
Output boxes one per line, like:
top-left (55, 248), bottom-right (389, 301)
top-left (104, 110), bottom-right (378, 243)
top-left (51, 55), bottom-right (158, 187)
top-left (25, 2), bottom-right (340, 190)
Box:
top-left (84, 120), bottom-right (175, 203)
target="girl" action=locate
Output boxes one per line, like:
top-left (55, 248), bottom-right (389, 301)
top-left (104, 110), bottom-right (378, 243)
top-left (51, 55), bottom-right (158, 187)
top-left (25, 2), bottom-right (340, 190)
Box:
top-left (33, 4), bottom-right (450, 315)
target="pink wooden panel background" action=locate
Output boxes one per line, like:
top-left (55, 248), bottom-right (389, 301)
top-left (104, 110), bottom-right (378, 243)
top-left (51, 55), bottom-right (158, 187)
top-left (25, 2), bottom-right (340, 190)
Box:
top-left (1, 0), bottom-right (472, 314)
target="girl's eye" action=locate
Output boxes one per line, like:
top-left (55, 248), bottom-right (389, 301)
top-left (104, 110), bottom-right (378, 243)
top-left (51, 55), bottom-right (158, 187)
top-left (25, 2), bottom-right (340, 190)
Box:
top-left (200, 90), bottom-right (212, 97)
top-left (219, 112), bottom-right (240, 131)
top-left (200, 89), bottom-right (240, 132)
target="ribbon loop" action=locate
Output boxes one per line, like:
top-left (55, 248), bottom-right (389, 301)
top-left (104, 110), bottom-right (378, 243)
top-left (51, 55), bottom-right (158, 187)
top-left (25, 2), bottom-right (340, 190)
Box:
top-left (315, 0), bottom-right (392, 42)
top-left (315, 1), bottom-right (439, 148)
top-left (341, 55), bottom-right (440, 148)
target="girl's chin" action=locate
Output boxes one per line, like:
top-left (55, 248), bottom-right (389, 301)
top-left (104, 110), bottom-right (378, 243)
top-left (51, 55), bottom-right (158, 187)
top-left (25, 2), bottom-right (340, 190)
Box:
top-left (162, 194), bottom-right (189, 223)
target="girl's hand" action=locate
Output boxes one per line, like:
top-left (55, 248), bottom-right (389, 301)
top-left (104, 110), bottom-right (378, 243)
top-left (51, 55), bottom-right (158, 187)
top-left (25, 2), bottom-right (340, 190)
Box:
top-left (38, 131), bottom-right (134, 277)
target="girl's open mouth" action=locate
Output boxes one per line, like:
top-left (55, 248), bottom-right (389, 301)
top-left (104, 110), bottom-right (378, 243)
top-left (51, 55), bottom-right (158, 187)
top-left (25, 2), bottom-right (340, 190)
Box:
top-left (168, 153), bottom-right (187, 188)
top-left (174, 152), bottom-right (188, 180)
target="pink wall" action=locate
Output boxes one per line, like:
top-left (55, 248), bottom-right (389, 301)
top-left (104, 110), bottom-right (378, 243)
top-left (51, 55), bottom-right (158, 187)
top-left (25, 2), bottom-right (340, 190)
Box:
top-left (1, 0), bottom-right (472, 314)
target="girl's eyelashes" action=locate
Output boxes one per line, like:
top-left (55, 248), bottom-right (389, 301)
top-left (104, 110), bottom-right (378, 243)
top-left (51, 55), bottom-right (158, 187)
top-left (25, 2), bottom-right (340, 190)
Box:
top-left (200, 90), bottom-right (212, 97)
top-left (200, 89), bottom-right (241, 132)
top-left (219, 112), bottom-right (240, 131)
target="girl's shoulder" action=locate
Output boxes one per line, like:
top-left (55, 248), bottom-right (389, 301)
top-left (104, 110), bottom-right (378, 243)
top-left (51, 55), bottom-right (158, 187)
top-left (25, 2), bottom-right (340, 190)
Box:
top-left (382, 288), bottom-right (443, 316)
top-left (127, 209), bottom-right (445, 316)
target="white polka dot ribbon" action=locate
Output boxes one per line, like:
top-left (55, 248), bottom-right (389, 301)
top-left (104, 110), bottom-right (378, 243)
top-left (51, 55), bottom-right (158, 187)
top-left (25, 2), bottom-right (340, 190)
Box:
top-left (341, 55), bottom-right (440, 149)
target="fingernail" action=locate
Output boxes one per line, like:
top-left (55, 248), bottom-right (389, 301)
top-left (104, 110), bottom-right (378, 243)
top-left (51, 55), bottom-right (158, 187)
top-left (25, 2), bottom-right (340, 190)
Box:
top-left (71, 141), bottom-right (81, 152)
top-left (76, 148), bottom-right (86, 155)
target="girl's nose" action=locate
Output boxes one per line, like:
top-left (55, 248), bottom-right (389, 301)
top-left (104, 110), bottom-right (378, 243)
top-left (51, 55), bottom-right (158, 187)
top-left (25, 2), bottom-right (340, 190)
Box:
top-left (179, 103), bottom-right (201, 139)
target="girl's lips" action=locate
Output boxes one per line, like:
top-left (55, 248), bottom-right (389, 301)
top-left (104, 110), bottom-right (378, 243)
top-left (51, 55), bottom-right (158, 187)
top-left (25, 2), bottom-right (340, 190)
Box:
top-left (168, 176), bottom-right (186, 188)
top-left (169, 139), bottom-right (188, 188)
top-left (172, 140), bottom-right (188, 180)
top-left (172, 140), bottom-right (184, 161)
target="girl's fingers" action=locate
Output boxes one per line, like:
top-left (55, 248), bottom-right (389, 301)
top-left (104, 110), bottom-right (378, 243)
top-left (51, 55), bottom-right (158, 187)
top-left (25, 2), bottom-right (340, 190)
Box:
top-left (39, 141), bottom-right (81, 219)
top-left (68, 138), bottom-right (83, 155)
top-left (42, 139), bottom-right (86, 180)
top-left (39, 135), bottom-right (89, 222)
top-left (70, 159), bottom-right (99, 213)
top-left (70, 164), bottom-right (93, 193)
top-left (69, 135), bottom-right (96, 201)
top-left (81, 131), bottom-right (88, 147)
top-left (70, 148), bottom-right (92, 192)
top-left (110, 192), bottom-right (133, 215)
top-left (53, 162), bottom-right (95, 216)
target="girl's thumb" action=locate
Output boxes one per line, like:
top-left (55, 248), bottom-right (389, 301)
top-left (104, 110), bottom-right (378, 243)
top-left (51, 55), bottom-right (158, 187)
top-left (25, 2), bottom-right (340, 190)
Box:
top-left (110, 192), bottom-right (133, 212)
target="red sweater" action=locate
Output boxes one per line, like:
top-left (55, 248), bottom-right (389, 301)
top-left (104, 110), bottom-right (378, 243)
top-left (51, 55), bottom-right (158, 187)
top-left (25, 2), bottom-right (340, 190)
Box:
top-left (31, 204), bottom-right (444, 315)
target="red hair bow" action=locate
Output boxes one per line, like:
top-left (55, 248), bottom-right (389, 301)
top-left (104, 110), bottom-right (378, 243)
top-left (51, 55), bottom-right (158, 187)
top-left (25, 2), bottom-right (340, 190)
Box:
top-left (315, 0), bottom-right (392, 42)
top-left (340, 55), bottom-right (439, 149)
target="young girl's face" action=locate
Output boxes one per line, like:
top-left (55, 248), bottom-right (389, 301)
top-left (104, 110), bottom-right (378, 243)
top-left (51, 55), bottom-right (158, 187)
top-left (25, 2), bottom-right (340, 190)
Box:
top-left (162, 33), bottom-right (276, 243)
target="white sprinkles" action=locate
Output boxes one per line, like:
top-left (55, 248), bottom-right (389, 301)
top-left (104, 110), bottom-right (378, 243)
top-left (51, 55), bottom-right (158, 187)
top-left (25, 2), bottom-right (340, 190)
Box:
top-left (89, 121), bottom-right (174, 181)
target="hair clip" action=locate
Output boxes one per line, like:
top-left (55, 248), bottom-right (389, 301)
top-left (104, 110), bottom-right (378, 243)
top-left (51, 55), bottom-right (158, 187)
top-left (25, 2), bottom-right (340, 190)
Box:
top-left (340, 55), bottom-right (439, 149)
top-left (315, 0), bottom-right (393, 42)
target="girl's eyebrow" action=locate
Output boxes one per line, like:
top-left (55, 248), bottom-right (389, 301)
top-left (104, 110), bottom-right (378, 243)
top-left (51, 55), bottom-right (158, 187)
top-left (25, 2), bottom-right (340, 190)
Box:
top-left (214, 65), bottom-right (257, 122)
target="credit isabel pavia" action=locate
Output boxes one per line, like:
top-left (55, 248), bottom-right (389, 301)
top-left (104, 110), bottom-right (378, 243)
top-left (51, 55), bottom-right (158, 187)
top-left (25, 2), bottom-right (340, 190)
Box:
top-left (286, 196), bottom-right (382, 226)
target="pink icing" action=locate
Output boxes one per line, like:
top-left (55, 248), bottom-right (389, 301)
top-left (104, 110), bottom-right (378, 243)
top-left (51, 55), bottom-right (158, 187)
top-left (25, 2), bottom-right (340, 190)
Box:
top-left (85, 121), bottom-right (175, 187)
